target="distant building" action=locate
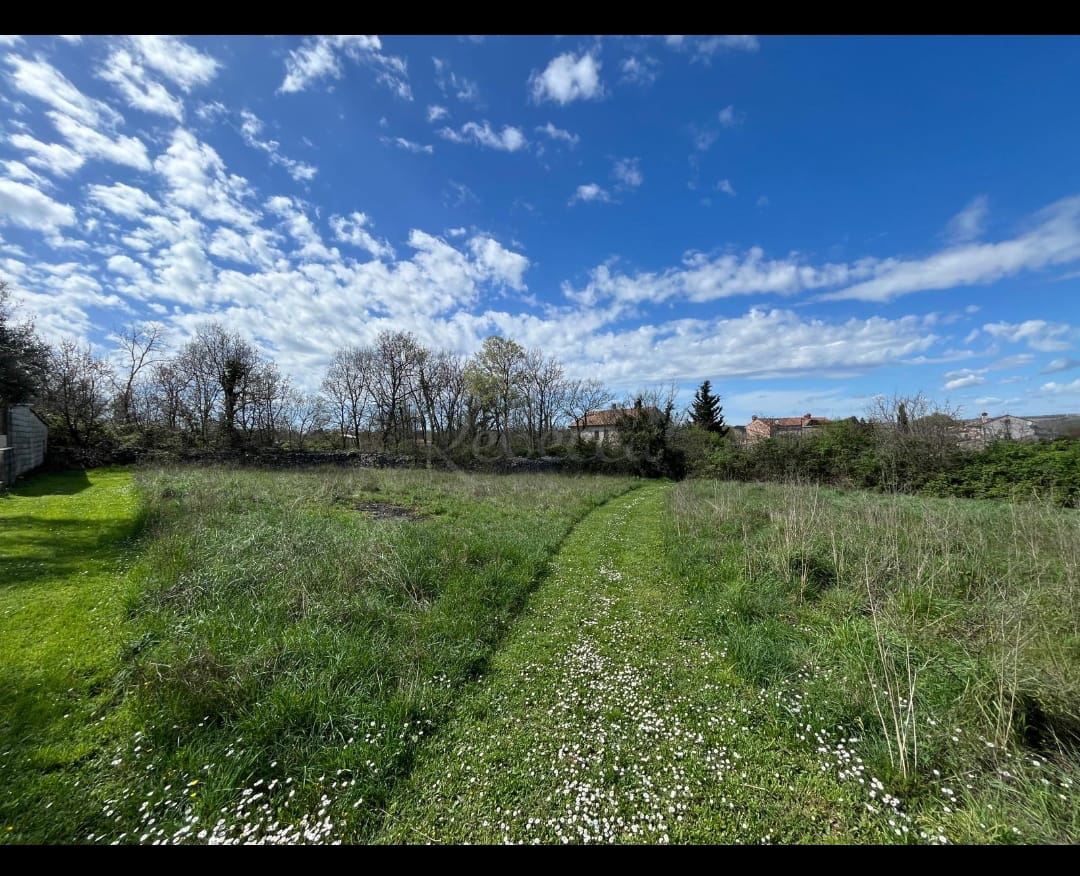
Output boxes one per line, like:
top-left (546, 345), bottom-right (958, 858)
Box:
top-left (574, 403), bottom-right (661, 444)
top-left (958, 412), bottom-right (1080, 448)
top-left (744, 412), bottom-right (832, 445)
top-left (0, 404), bottom-right (48, 488)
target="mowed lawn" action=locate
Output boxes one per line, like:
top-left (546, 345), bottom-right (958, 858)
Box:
top-left (0, 468), bottom-right (144, 843)
top-left (1, 465), bottom-right (635, 844)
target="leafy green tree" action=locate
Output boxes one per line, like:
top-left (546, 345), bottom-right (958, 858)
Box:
top-left (615, 395), bottom-right (686, 479)
top-left (465, 336), bottom-right (527, 453)
top-left (689, 379), bottom-right (727, 435)
top-left (0, 280), bottom-right (49, 406)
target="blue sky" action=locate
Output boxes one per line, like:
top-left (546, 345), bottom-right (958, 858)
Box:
top-left (2, 34), bottom-right (1079, 425)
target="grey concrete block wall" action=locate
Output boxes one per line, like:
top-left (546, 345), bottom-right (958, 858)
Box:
top-left (1, 405), bottom-right (48, 486)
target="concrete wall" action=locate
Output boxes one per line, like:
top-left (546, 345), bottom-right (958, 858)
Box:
top-left (0, 405), bottom-right (48, 487)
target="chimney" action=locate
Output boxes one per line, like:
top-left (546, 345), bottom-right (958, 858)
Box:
top-left (981, 412), bottom-right (989, 423)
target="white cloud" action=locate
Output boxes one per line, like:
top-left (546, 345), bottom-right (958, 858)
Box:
top-left (107, 253), bottom-right (150, 283)
top-left (613, 157), bottom-right (642, 188)
top-left (665, 35), bottom-right (760, 61)
top-left (569, 183), bottom-right (611, 206)
top-left (529, 51), bottom-right (603, 105)
top-left (565, 246), bottom-right (872, 306)
top-left (983, 319), bottom-right (1077, 352)
top-left (279, 35), bottom-right (410, 100)
top-left (432, 57), bottom-right (479, 103)
top-left (694, 129), bottom-right (718, 152)
top-left (468, 235), bottom-right (529, 290)
top-left (5, 54), bottom-right (122, 127)
top-left (2, 158), bottom-right (51, 188)
top-left (48, 111), bottom-right (152, 171)
top-left (944, 194), bottom-right (989, 244)
top-left (536, 122), bottom-right (579, 146)
top-left (427, 104), bottom-right (449, 122)
top-left (329, 211), bottom-right (395, 260)
top-left (717, 105), bottom-right (741, 127)
top-left (0, 36), bottom-right (22, 46)
top-left (97, 48), bottom-right (184, 120)
top-left (154, 128), bottom-right (258, 228)
top-left (87, 181), bottom-right (159, 218)
top-left (265, 195), bottom-right (338, 262)
top-left (380, 136), bottom-right (434, 155)
top-left (207, 226), bottom-right (280, 269)
top-left (128, 36), bottom-right (220, 91)
top-left (438, 121), bottom-right (526, 152)
top-left (716, 179), bottom-right (736, 197)
top-left (620, 55), bottom-right (659, 86)
top-left (1039, 378), bottom-right (1080, 394)
top-left (0, 177), bottom-right (76, 234)
top-left (239, 110), bottom-right (318, 181)
top-left (822, 196), bottom-right (1080, 302)
top-left (943, 370), bottom-right (986, 390)
top-left (982, 353), bottom-right (1033, 372)
top-left (1041, 357), bottom-right (1080, 375)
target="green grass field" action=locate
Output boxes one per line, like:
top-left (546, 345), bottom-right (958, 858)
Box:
top-left (1, 465), bottom-right (635, 843)
top-left (0, 468), bottom-right (144, 843)
top-left (663, 479), bottom-right (1080, 843)
top-left (1, 466), bottom-right (1076, 843)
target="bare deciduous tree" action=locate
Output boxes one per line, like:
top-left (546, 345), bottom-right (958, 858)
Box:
top-left (42, 339), bottom-right (114, 446)
top-left (111, 322), bottom-right (167, 427)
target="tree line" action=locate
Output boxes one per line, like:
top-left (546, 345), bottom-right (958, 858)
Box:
top-left (1, 279), bottom-right (622, 457)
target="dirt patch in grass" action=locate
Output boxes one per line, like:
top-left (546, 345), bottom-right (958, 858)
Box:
top-left (352, 501), bottom-right (426, 521)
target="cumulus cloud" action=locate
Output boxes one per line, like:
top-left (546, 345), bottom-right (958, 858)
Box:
top-left (0, 177), bottom-right (76, 234)
top-left (5, 54), bottom-right (122, 128)
top-left (8, 133), bottom-right (84, 177)
top-left (48, 111), bottom-right (152, 171)
top-left (128, 36), bottom-right (219, 91)
top-left (240, 110), bottom-right (318, 181)
top-left (438, 121), bottom-right (527, 152)
top-left (613, 157), bottom-right (642, 189)
top-left (529, 51), bottom-right (603, 105)
top-left (97, 47), bottom-right (184, 120)
top-left (620, 55), bottom-right (659, 86)
top-left (154, 128), bottom-right (258, 228)
top-left (717, 105), bottom-right (741, 127)
top-left (716, 179), bottom-right (736, 197)
top-left (569, 183), bottom-right (611, 206)
top-left (1039, 377), bottom-right (1080, 394)
top-left (942, 369), bottom-right (986, 390)
top-left (279, 35), bottom-right (410, 100)
top-left (2, 159), bottom-right (51, 188)
top-left (983, 319), bottom-right (1077, 352)
top-left (329, 211), bottom-right (395, 260)
top-left (427, 104), bottom-right (449, 122)
top-left (87, 181), bottom-right (159, 218)
top-left (468, 235), bottom-right (529, 290)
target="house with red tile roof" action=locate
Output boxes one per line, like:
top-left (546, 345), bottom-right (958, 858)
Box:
top-left (744, 412), bottom-right (832, 444)
top-left (573, 403), bottom-right (661, 444)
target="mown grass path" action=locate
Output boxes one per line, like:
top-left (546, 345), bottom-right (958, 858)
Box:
top-left (0, 468), bottom-right (143, 842)
top-left (379, 482), bottom-right (904, 844)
